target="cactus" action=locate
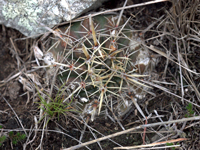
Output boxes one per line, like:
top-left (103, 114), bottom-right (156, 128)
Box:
top-left (38, 13), bottom-right (157, 121)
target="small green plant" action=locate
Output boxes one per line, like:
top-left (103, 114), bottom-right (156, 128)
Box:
top-left (36, 85), bottom-right (78, 125)
top-left (0, 125), bottom-right (7, 147)
top-left (8, 131), bottom-right (26, 145)
top-left (166, 142), bottom-right (175, 150)
top-left (185, 103), bottom-right (195, 118)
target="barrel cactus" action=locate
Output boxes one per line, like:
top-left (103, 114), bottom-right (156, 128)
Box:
top-left (36, 13), bottom-right (157, 121)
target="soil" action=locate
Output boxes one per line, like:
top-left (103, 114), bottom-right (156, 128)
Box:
top-left (0, 0), bottom-right (200, 150)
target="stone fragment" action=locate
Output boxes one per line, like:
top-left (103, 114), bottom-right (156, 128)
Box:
top-left (0, 0), bottom-right (108, 37)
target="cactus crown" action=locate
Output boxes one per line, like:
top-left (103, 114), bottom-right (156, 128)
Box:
top-left (40, 13), bottom-right (155, 121)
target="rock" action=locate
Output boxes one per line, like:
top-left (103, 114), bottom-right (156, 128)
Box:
top-left (7, 81), bottom-right (21, 100)
top-left (0, 0), bottom-right (108, 37)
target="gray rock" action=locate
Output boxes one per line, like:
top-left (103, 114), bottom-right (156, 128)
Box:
top-left (0, 0), bottom-right (108, 37)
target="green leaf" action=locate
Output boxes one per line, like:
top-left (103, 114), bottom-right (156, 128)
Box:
top-left (166, 143), bottom-right (175, 150)
top-left (16, 132), bottom-right (20, 137)
top-left (186, 103), bottom-right (195, 117)
top-left (0, 135), bottom-right (6, 142)
top-left (12, 140), bottom-right (17, 145)
top-left (19, 134), bottom-right (26, 140)
top-left (9, 131), bottom-right (14, 137)
top-left (186, 103), bottom-right (192, 111)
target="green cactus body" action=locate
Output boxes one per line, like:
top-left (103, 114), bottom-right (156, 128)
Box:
top-left (43, 14), bottom-right (156, 120)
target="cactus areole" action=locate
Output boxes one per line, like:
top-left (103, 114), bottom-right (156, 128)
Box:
top-left (42, 14), bottom-right (157, 121)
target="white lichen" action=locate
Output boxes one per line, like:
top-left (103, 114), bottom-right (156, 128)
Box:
top-left (2, 0), bottom-right (41, 31)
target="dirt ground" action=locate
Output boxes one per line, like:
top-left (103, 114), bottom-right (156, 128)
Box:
top-left (1, 0), bottom-right (200, 150)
